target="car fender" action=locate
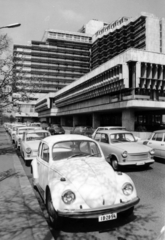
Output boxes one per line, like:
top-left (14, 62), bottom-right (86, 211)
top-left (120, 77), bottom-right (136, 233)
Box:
top-left (31, 158), bottom-right (39, 180)
top-left (115, 172), bottom-right (137, 200)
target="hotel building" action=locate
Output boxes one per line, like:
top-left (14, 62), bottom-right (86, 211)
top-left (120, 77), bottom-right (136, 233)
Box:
top-left (15, 12), bottom-right (165, 132)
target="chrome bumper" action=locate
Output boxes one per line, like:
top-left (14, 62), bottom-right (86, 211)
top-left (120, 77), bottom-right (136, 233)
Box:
top-left (57, 197), bottom-right (140, 219)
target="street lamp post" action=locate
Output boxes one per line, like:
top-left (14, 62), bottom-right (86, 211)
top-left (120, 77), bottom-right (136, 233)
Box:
top-left (0, 23), bottom-right (21, 30)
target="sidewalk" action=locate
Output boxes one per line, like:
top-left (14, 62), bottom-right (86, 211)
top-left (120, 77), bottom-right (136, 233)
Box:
top-left (0, 125), bottom-right (54, 240)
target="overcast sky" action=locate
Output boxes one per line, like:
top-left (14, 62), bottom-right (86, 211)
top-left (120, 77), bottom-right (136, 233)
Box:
top-left (0, 0), bottom-right (165, 47)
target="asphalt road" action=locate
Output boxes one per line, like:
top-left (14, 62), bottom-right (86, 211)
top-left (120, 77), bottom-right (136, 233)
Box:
top-left (17, 151), bottom-right (165, 240)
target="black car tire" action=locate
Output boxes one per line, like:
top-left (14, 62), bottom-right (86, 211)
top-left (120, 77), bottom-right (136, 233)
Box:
top-left (46, 189), bottom-right (61, 229)
top-left (111, 158), bottom-right (119, 171)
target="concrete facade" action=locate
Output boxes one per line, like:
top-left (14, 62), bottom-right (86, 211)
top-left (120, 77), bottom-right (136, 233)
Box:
top-left (12, 12), bottom-right (165, 131)
top-left (35, 47), bottom-right (165, 131)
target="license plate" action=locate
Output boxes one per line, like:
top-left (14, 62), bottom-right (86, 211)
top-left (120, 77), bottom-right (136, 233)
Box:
top-left (137, 162), bottom-right (145, 165)
top-left (98, 213), bottom-right (117, 222)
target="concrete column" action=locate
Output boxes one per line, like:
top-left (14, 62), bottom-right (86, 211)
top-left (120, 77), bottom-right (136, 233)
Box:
top-left (73, 115), bottom-right (79, 127)
top-left (122, 109), bottom-right (135, 131)
top-left (92, 113), bottom-right (100, 129)
top-left (136, 62), bottom-right (141, 88)
top-left (60, 117), bottom-right (65, 126)
top-left (122, 63), bottom-right (129, 88)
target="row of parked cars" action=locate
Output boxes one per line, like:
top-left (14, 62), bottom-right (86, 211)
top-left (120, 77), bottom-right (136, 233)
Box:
top-left (4, 122), bottom-right (164, 237)
top-left (4, 122), bottom-right (141, 229)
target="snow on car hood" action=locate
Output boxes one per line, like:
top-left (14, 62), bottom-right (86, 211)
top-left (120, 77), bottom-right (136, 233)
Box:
top-left (25, 140), bottom-right (40, 150)
top-left (113, 142), bottom-right (151, 153)
top-left (51, 157), bottom-right (119, 208)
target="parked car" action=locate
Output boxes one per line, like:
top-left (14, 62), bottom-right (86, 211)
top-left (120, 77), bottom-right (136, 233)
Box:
top-left (92, 126), bottom-right (127, 138)
top-left (11, 124), bottom-right (26, 143)
top-left (30, 122), bottom-right (41, 127)
top-left (47, 124), bottom-right (65, 135)
top-left (20, 129), bottom-right (50, 165)
top-left (93, 130), bottom-right (155, 170)
top-left (31, 134), bottom-right (140, 229)
top-left (142, 130), bottom-right (165, 159)
top-left (70, 126), bottom-right (94, 138)
top-left (92, 126), bottom-right (140, 141)
top-left (15, 126), bottom-right (35, 149)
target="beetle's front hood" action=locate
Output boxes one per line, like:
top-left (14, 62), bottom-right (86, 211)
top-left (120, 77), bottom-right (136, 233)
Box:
top-left (25, 141), bottom-right (40, 150)
top-left (50, 157), bottom-right (121, 207)
top-left (113, 142), bottom-right (151, 153)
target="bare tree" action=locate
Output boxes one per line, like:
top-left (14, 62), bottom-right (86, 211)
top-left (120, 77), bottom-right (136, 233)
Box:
top-left (0, 34), bottom-right (43, 110)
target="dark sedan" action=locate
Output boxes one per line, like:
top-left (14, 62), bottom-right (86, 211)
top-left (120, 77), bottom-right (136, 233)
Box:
top-left (47, 124), bottom-right (65, 135)
top-left (70, 126), bottom-right (94, 138)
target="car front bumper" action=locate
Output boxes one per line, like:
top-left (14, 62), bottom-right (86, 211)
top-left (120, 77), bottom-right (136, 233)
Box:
top-left (24, 153), bottom-right (37, 161)
top-left (57, 196), bottom-right (140, 219)
top-left (119, 159), bottom-right (155, 166)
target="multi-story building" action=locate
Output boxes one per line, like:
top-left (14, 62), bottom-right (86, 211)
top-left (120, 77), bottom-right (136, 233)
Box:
top-left (35, 12), bottom-right (165, 133)
top-left (13, 20), bottom-right (107, 121)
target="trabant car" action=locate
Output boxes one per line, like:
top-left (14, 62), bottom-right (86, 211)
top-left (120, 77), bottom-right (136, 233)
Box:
top-left (11, 124), bottom-right (26, 143)
top-left (92, 126), bottom-right (127, 138)
top-left (31, 134), bottom-right (140, 229)
top-left (93, 130), bottom-right (155, 170)
top-left (15, 126), bottom-right (35, 149)
top-left (142, 130), bottom-right (165, 160)
top-left (20, 129), bottom-right (50, 165)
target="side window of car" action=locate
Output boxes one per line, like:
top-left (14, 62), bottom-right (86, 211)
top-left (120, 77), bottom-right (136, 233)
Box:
top-left (156, 133), bottom-right (163, 141)
top-left (41, 143), bottom-right (49, 162)
top-left (94, 133), bottom-right (101, 142)
top-left (152, 133), bottom-right (163, 141)
top-left (152, 133), bottom-right (157, 141)
top-left (101, 133), bottom-right (109, 143)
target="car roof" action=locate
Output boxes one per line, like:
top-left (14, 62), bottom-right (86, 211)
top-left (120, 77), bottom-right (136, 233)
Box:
top-left (43, 134), bottom-right (95, 146)
top-left (96, 130), bottom-right (130, 134)
top-left (152, 129), bottom-right (165, 133)
top-left (25, 129), bottom-right (49, 133)
top-left (97, 126), bottom-right (126, 128)
top-left (18, 127), bottom-right (35, 130)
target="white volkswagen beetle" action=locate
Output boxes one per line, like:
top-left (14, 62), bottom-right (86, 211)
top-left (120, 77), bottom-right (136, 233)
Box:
top-left (31, 134), bottom-right (140, 229)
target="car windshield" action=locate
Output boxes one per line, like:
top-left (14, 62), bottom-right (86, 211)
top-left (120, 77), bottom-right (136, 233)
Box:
top-left (26, 132), bottom-right (49, 141)
top-left (52, 140), bottom-right (101, 161)
top-left (110, 133), bottom-right (136, 143)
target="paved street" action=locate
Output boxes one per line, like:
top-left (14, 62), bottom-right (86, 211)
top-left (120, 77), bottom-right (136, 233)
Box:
top-left (17, 145), bottom-right (165, 240)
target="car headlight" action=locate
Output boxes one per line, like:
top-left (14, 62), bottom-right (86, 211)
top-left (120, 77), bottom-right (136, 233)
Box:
top-left (122, 151), bottom-right (127, 158)
top-left (122, 183), bottom-right (133, 196)
top-left (26, 148), bottom-right (32, 154)
top-left (62, 190), bottom-right (76, 204)
top-left (149, 150), bottom-right (155, 155)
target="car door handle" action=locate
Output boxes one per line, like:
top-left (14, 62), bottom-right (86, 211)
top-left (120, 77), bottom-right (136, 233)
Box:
top-left (161, 144), bottom-right (164, 146)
